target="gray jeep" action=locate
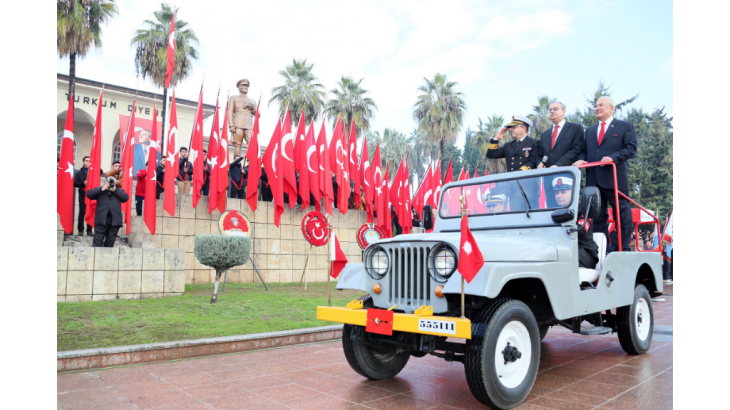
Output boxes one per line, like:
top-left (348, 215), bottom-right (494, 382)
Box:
top-left (317, 165), bottom-right (663, 409)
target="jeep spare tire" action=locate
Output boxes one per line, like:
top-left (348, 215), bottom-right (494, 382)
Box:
top-left (342, 324), bottom-right (410, 380)
top-left (465, 299), bottom-right (540, 409)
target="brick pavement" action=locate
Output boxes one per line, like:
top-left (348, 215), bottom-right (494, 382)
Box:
top-left (57, 285), bottom-right (673, 409)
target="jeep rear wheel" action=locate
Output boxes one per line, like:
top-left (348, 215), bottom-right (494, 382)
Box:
top-left (617, 284), bottom-right (654, 354)
top-left (342, 324), bottom-right (410, 380)
top-left (539, 325), bottom-right (549, 342)
top-left (465, 299), bottom-right (540, 409)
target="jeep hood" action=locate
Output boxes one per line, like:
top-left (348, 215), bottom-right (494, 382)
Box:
top-left (374, 232), bottom-right (558, 262)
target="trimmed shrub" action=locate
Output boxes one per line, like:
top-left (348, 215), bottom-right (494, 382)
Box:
top-left (194, 236), bottom-right (251, 303)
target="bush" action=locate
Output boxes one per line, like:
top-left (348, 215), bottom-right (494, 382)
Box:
top-left (194, 236), bottom-right (251, 304)
top-left (194, 235), bottom-right (251, 271)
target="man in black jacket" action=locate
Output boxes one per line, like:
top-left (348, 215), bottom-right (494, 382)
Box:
top-left (229, 155), bottom-right (246, 199)
top-left (156, 157), bottom-right (166, 199)
top-left (574, 97), bottom-right (638, 252)
top-left (201, 150), bottom-right (210, 196)
top-left (86, 178), bottom-right (129, 247)
top-left (176, 147), bottom-right (193, 194)
top-left (73, 156), bottom-right (94, 236)
top-left (538, 102), bottom-right (585, 208)
top-left (552, 176), bottom-right (598, 268)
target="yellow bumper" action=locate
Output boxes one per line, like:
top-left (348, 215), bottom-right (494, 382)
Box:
top-left (317, 306), bottom-right (472, 339)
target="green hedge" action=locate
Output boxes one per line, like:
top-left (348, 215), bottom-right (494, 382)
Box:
top-left (194, 236), bottom-right (251, 271)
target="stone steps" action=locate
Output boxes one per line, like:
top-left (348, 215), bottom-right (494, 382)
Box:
top-left (62, 235), bottom-right (131, 248)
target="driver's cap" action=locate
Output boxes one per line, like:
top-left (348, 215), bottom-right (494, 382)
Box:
top-left (552, 177), bottom-right (573, 191)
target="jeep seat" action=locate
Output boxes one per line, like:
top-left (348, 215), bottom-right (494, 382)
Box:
top-left (578, 233), bottom-right (607, 285)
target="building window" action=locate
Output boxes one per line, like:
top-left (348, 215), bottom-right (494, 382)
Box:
top-left (113, 143), bottom-right (121, 163)
top-left (57, 132), bottom-right (77, 163)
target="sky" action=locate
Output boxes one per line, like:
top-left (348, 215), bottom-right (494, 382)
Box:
top-left (57, 0), bottom-right (673, 149)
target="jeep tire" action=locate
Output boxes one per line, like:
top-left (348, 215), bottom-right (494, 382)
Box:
top-left (538, 325), bottom-right (549, 342)
top-left (342, 324), bottom-right (410, 380)
top-left (465, 299), bottom-right (540, 409)
top-left (617, 284), bottom-right (653, 355)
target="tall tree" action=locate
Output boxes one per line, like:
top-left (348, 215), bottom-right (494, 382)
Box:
top-left (269, 58), bottom-right (326, 125)
top-left (131, 3), bottom-right (198, 132)
top-left (527, 95), bottom-right (555, 138)
top-left (325, 76), bottom-right (378, 140)
top-left (57, 0), bottom-right (118, 97)
top-left (413, 73), bottom-right (467, 160)
top-left (408, 128), bottom-right (438, 181)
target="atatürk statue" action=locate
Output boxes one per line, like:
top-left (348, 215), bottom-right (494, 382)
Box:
top-left (227, 79), bottom-right (257, 157)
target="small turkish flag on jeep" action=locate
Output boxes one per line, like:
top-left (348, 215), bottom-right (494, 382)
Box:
top-left (458, 215), bottom-right (484, 283)
top-left (330, 232), bottom-right (348, 278)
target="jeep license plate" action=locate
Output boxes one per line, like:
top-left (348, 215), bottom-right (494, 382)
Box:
top-left (418, 319), bottom-right (457, 335)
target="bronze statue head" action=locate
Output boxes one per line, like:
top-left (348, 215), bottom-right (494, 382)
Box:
top-left (237, 79), bottom-right (250, 94)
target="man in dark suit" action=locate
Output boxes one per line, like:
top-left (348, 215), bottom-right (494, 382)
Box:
top-left (229, 155), bottom-right (246, 199)
top-left (574, 97), bottom-right (637, 253)
top-left (487, 115), bottom-right (541, 207)
top-left (73, 156), bottom-right (95, 236)
top-left (537, 102), bottom-right (584, 207)
top-left (86, 178), bottom-right (129, 247)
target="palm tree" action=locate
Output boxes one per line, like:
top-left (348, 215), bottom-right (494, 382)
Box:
top-left (378, 128), bottom-right (408, 179)
top-left (57, 0), bottom-right (119, 97)
top-left (413, 73), bottom-right (467, 160)
top-left (325, 77), bottom-right (378, 140)
top-left (408, 128), bottom-right (438, 181)
top-left (527, 95), bottom-right (555, 138)
top-left (269, 58), bottom-right (326, 125)
top-left (131, 3), bottom-right (198, 136)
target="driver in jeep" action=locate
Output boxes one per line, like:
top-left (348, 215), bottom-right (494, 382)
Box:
top-left (553, 176), bottom-right (599, 269)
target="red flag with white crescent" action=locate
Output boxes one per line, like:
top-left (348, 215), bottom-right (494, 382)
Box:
top-left (433, 161), bottom-right (443, 207)
top-left (207, 96), bottom-right (221, 214)
top-left (318, 121), bottom-right (334, 215)
top-left (361, 133), bottom-right (373, 223)
top-left (263, 116), bottom-right (284, 226)
top-left (57, 92), bottom-right (76, 234)
top-left (217, 100), bottom-right (230, 213)
top-left (121, 100), bottom-right (137, 235)
top-left (330, 232), bottom-right (348, 278)
top-left (163, 90), bottom-right (178, 216)
top-left (349, 120), bottom-right (361, 207)
top-left (295, 110), bottom-right (310, 209)
top-left (144, 105), bottom-right (160, 235)
top-left (377, 161), bottom-right (392, 238)
top-left (84, 89), bottom-right (104, 227)
top-left (305, 120), bottom-right (320, 211)
top-left (191, 86), bottom-right (205, 208)
top-left (165, 12), bottom-right (175, 89)
top-left (281, 108), bottom-right (297, 208)
top-left (246, 106), bottom-right (261, 211)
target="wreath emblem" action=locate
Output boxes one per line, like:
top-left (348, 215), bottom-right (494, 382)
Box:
top-left (218, 210), bottom-right (251, 237)
top-left (356, 224), bottom-right (386, 250)
top-left (301, 211), bottom-right (330, 247)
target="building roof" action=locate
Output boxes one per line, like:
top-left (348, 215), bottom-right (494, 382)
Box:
top-left (57, 74), bottom-right (216, 111)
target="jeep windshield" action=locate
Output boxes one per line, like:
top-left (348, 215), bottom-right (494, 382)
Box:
top-left (439, 171), bottom-right (576, 218)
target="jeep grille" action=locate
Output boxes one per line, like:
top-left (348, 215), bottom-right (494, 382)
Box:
top-left (373, 242), bottom-right (440, 312)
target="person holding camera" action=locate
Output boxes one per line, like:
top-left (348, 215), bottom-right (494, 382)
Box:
top-left (86, 176), bottom-right (129, 247)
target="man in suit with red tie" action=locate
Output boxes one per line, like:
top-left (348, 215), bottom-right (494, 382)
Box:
top-left (537, 101), bottom-right (584, 207)
top-left (574, 97), bottom-right (637, 253)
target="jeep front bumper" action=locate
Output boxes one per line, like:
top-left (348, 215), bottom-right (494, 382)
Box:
top-left (317, 306), bottom-right (472, 339)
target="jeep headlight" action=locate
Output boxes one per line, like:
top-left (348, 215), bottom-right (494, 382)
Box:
top-left (428, 244), bottom-right (457, 282)
top-left (366, 247), bottom-right (389, 279)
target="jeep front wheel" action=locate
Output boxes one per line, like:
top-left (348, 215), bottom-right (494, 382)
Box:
top-left (617, 284), bottom-right (654, 354)
top-left (341, 324), bottom-right (410, 380)
top-left (465, 299), bottom-right (540, 409)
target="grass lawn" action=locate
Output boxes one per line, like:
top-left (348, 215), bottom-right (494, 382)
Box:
top-left (57, 283), bottom-right (365, 352)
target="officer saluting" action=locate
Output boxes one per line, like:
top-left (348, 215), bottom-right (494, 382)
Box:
top-left (486, 115), bottom-right (541, 172)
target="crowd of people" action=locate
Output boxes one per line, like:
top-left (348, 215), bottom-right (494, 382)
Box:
top-left (61, 95), bottom-right (673, 281)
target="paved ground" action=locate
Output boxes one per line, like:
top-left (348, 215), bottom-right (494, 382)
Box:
top-left (57, 285), bottom-right (673, 410)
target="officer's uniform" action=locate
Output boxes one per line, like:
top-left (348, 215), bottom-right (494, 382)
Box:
top-left (486, 115), bottom-right (541, 172)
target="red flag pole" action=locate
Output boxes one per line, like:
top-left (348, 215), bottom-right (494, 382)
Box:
top-left (459, 195), bottom-right (467, 318)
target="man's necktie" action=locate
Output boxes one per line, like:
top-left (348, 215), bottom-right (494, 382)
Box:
top-left (551, 125), bottom-right (560, 149)
top-left (598, 122), bottom-right (606, 146)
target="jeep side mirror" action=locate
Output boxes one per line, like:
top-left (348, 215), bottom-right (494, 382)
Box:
top-left (551, 208), bottom-right (574, 224)
top-left (581, 187), bottom-right (601, 219)
top-left (423, 205), bottom-right (434, 231)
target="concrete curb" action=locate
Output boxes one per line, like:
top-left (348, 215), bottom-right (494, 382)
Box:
top-left (57, 325), bottom-right (344, 373)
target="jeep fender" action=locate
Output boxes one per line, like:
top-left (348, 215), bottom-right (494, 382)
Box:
top-left (335, 263), bottom-right (367, 292)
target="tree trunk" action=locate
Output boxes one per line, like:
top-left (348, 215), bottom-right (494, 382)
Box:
top-left (210, 269), bottom-right (223, 304)
top-left (68, 52), bottom-right (77, 98)
top-left (160, 87), bottom-right (168, 153)
top-left (440, 140), bottom-right (445, 166)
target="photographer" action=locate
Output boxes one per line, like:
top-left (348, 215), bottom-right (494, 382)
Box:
top-left (86, 176), bottom-right (129, 247)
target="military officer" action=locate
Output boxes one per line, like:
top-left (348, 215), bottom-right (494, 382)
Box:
top-left (486, 115), bottom-right (541, 172)
top-left (483, 192), bottom-right (507, 213)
